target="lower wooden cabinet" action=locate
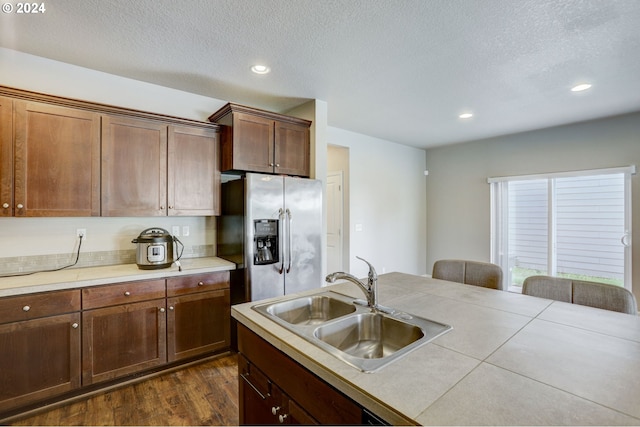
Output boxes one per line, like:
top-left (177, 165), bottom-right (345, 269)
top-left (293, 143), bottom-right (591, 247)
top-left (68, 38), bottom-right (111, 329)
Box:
top-left (82, 299), bottom-right (168, 385)
top-left (0, 312), bottom-right (81, 413)
top-left (238, 324), bottom-right (367, 425)
top-left (167, 289), bottom-right (230, 362)
top-left (0, 271), bottom-right (231, 418)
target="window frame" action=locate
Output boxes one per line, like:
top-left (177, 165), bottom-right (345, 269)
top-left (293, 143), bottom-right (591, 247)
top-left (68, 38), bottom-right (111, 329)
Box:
top-left (489, 165), bottom-right (635, 292)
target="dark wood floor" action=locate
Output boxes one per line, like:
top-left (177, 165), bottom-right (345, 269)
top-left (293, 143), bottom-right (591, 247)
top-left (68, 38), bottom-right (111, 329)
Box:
top-left (11, 353), bottom-right (239, 426)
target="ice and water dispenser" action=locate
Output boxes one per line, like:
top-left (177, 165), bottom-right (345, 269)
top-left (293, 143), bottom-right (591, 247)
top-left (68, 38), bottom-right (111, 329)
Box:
top-left (254, 219), bottom-right (279, 265)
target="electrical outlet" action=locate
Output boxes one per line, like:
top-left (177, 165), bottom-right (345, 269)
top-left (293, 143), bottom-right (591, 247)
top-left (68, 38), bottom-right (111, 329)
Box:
top-left (172, 226), bottom-right (180, 236)
top-left (182, 226), bottom-right (190, 237)
top-left (76, 228), bottom-right (87, 240)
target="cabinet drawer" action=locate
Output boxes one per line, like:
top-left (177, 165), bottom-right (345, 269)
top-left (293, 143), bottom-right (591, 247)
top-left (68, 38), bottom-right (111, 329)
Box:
top-left (239, 354), bottom-right (271, 400)
top-left (82, 279), bottom-right (166, 310)
top-left (166, 271), bottom-right (229, 297)
top-left (0, 289), bottom-right (80, 324)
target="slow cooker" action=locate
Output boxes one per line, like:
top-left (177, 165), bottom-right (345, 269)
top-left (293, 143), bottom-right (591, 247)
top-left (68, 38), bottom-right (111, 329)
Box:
top-left (132, 228), bottom-right (183, 270)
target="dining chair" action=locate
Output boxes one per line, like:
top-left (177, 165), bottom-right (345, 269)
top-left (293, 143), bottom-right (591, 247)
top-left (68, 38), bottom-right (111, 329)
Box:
top-left (522, 275), bottom-right (638, 315)
top-left (432, 259), bottom-right (503, 290)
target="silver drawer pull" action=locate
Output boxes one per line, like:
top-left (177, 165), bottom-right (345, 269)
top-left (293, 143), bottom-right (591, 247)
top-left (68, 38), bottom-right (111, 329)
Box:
top-left (198, 281), bottom-right (204, 286)
top-left (22, 305), bottom-right (30, 312)
top-left (124, 291), bottom-right (131, 296)
top-left (72, 323), bottom-right (79, 329)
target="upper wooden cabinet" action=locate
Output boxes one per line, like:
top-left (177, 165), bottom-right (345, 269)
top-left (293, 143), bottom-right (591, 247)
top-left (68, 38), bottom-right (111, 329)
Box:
top-left (208, 103), bottom-right (311, 177)
top-left (102, 117), bottom-right (220, 217)
top-left (5, 100), bottom-right (100, 217)
top-left (0, 86), bottom-right (221, 218)
top-left (101, 116), bottom-right (168, 217)
top-left (168, 125), bottom-right (220, 216)
top-left (0, 96), bottom-right (13, 217)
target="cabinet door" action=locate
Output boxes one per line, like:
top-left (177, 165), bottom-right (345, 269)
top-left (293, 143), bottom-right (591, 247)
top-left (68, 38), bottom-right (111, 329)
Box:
top-left (231, 113), bottom-right (274, 173)
top-left (274, 121), bottom-right (310, 177)
top-left (167, 288), bottom-right (230, 362)
top-left (0, 312), bottom-right (81, 413)
top-left (101, 116), bottom-right (167, 216)
top-left (13, 101), bottom-right (100, 216)
top-left (168, 126), bottom-right (220, 216)
top-left (0, 96), bottom-right (12, 217)
top-left (238, 355), bottom-right (277, 425)
top-left (82, 299), bottom-right (167, 385)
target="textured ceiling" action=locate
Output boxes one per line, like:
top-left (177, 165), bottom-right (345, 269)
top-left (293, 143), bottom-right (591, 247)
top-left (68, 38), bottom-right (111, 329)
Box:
top-left (1, 0), bottom-right (639, 148)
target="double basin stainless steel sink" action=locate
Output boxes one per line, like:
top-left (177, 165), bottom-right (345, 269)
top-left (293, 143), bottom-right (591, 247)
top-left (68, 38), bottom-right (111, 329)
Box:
top-left (252, 291), bottom-right (452, 372)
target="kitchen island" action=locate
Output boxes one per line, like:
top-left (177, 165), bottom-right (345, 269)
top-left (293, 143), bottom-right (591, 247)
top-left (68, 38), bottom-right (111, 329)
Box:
top-left (231, 272), bottom-right (640, 425)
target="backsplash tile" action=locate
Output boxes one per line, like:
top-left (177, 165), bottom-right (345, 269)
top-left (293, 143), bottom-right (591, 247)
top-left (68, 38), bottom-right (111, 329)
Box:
top-left (0, 245), bottom-right (214, 276)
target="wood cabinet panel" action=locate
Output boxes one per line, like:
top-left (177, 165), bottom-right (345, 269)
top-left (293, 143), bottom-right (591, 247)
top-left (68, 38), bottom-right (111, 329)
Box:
top-left (0, 96), bottom-right (12, 217)
top-left (82, 279), bottom-right (166, 310)
top-left (167, 125), bottom-right (220, 216)
top-left (274, 121), bottom-right (310, 177)
top-left (167, 288), bottom-right (230, 362)
top-left (228, 113), bottom-right (274, 173)
top-left (210, 103), bottom-right (311, 177)
top-left (101, 115), bottom-right (167, 217)
top-left (0, 312), bottom-right (81, 412)
top-left (166, 271), bottom-right (229, 297)
top-left (82, 299), bottom-right (167, 385)
top-left (0, 289), bottom-right (80, 324)
top-left (13, 101), bottom-right (100, 216)
top-left (238, 324), bottom-right (361, 425)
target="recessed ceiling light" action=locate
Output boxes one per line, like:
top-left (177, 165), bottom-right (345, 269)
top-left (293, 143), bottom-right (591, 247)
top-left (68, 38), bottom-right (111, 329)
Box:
top-left (459, 113), bottom-right (473, 119)
top-left (571, 83), bottom-right (592, 92)
top-left (251, 65), bottom-right (270, 74)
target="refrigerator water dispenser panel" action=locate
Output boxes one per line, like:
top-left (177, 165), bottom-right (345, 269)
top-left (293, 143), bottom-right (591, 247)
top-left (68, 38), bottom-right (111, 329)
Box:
top-left (254, 219), bottom-right (279, 265)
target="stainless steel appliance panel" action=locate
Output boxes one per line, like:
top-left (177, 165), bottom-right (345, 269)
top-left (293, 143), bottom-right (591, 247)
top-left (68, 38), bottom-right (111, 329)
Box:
top-left (245, 174), bottom-right (286, 301)
top-left (283, 176), bottom-right (323, 295)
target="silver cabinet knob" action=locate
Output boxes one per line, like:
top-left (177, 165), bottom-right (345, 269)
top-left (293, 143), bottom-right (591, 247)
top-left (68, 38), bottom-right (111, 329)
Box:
top-left (124, 291), bottom-right (131, 296)
top-left (278, 414), bottom-right (288, 423)
top-left (22, 305), bottom-right (30, 312)
top-left (160, 206), bottom-right (165, 210)
top-left (271, 406), bottom-right (280, 416)
top-left (169, 306), bottom-right (175, 311)
top-left (2, 203), bottom-right (8, 209)
top-left (197, 281), bottom-right (204, 286)
top-left (275, 164), bottom-right (280, 167)
top-left (159, 307), bottom-right (165, 313)
top-left (16, 204), bottom-right (24, 209)
top-left (72, 323), bottom-right (79, 329)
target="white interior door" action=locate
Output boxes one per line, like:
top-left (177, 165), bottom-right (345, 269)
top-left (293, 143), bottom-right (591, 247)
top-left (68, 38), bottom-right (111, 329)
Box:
top-left (327, 172), bottom-right (343, 273)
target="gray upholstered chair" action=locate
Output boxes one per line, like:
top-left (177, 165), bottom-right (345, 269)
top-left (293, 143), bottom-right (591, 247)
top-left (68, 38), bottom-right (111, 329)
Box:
top-left (522, 275), bottom-right (638, 315)
top-left (432, 259), bottom-right (504, 290)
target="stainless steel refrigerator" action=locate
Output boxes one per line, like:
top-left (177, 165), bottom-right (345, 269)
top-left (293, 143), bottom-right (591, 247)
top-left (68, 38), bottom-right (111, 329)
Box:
top-left (217, 173), bottom-right (323, 303)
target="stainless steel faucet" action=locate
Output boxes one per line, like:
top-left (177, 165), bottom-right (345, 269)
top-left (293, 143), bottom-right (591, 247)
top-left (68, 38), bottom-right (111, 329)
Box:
top-left (325, 256), bottom-right (378, 309)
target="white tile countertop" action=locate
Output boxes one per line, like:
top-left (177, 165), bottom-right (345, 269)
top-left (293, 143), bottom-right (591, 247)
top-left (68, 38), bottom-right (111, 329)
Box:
top-left (0, 257), bottom-right (236, 297)
top-left (231, 272), bottom-right (640, 426)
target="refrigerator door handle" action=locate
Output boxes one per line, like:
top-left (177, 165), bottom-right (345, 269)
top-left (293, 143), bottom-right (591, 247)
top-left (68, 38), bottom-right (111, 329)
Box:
top-left (286, 208), bottom-right (293, 273)
top-left (278, 208), bottom-right (285, 274)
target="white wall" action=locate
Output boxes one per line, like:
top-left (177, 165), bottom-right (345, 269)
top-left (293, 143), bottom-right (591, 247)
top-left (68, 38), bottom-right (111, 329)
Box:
top-left (328, 127), bottom-right (428, 278)
top-left (425, 112), bottom-right (640, 301)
